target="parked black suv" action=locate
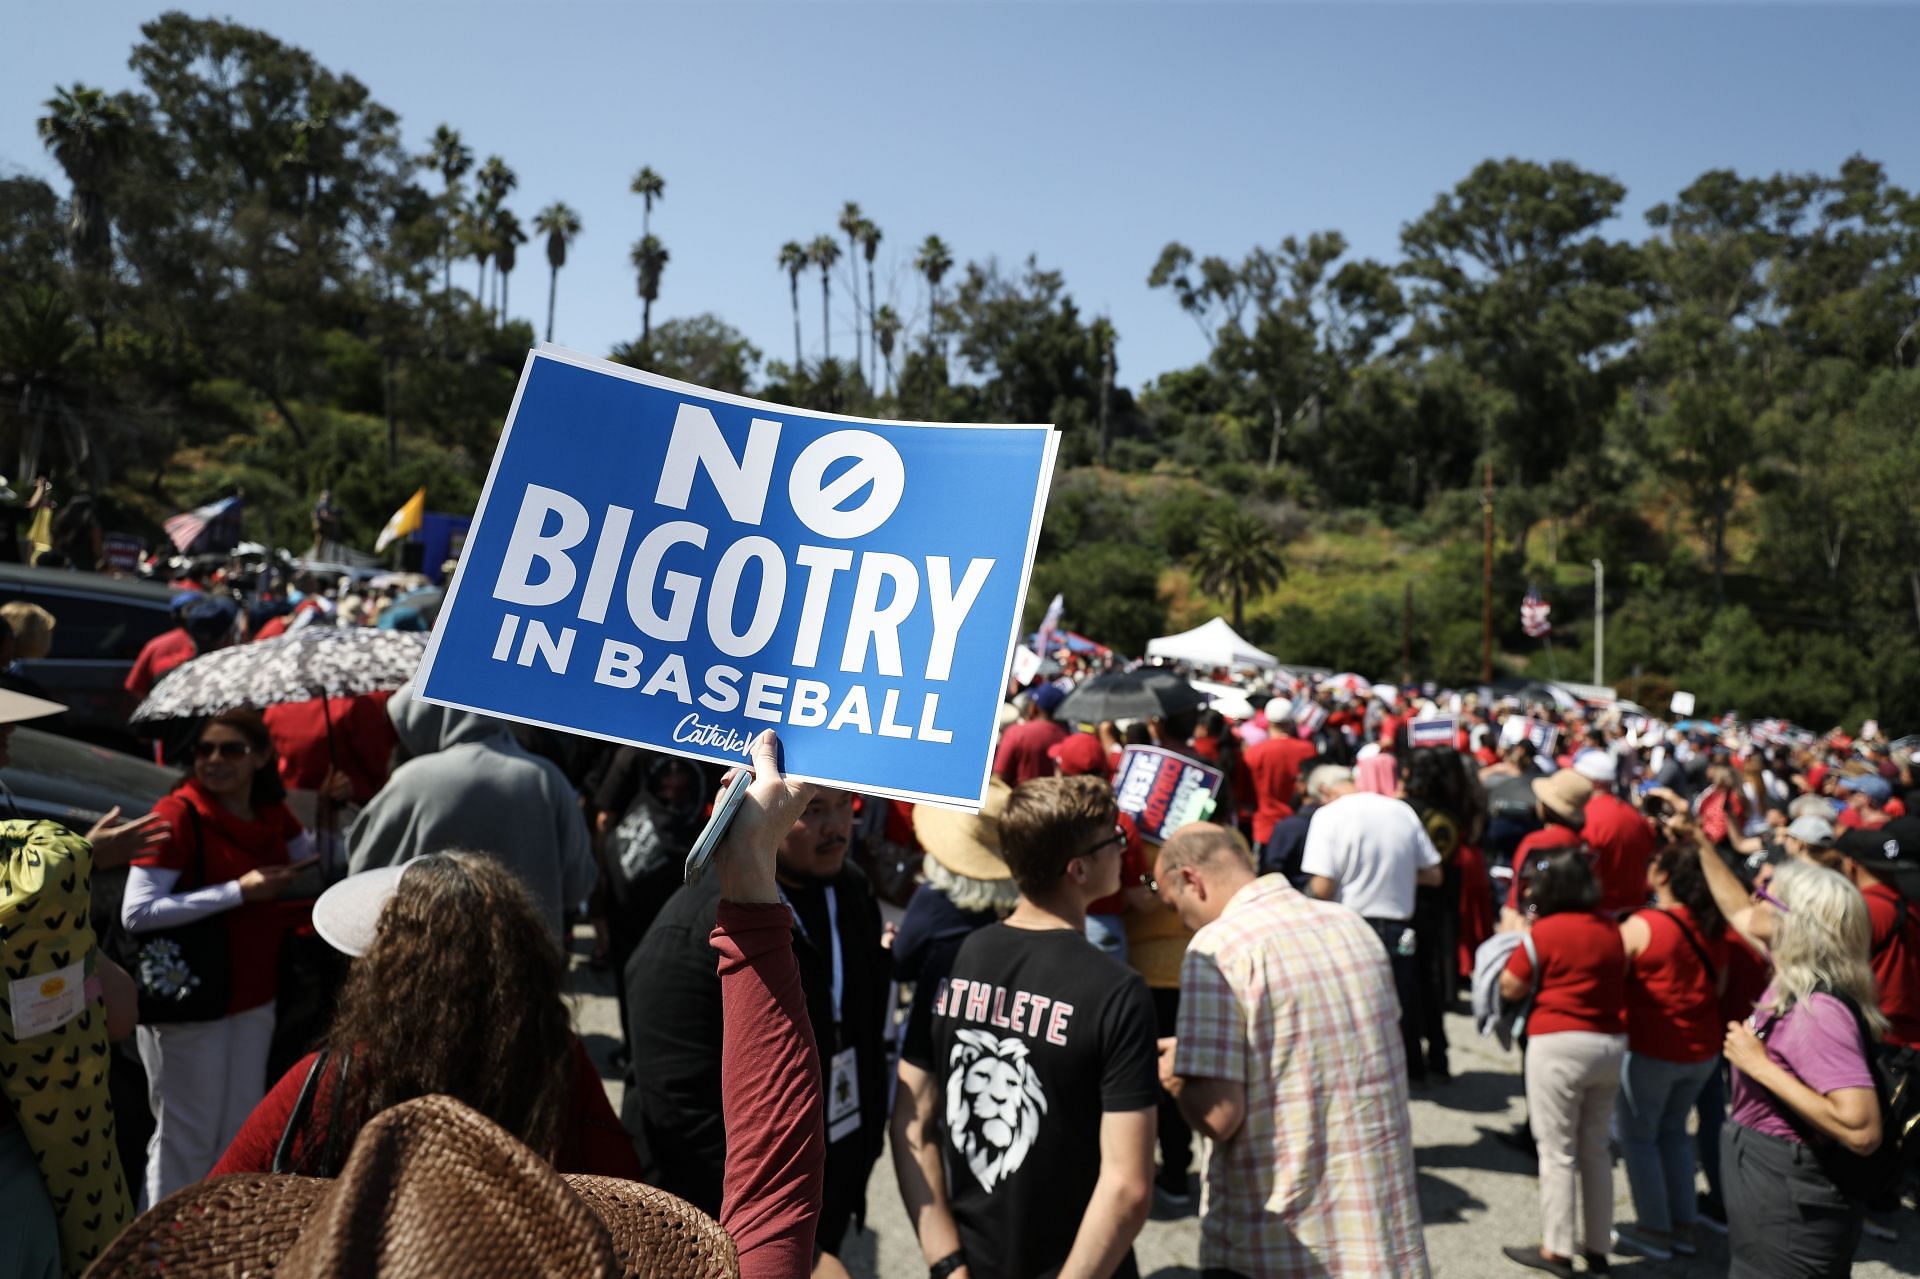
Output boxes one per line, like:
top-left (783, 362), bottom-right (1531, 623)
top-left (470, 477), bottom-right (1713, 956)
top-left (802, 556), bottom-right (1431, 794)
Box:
top-left (0, 564), bottom-right (176, 748)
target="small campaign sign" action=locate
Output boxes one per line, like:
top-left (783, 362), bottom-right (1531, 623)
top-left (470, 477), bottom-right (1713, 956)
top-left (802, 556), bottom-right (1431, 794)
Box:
top-left (1010, 646), bottom-right (1044, 688)
top-left (1670, 690), bottom-right (1696, 717)
top-left (1408, 715), bottom-right (1458, 749)
top-left (416, 346), bottom-right (1058, 808)
top-left (1112, 745), bottom-right (1224, 844)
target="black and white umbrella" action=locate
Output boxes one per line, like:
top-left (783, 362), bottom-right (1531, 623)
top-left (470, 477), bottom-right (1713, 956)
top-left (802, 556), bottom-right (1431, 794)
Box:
top-left (130, 627), bottom-right (429, 723)
top-left (1056, 669), bottom-right (1209, 725)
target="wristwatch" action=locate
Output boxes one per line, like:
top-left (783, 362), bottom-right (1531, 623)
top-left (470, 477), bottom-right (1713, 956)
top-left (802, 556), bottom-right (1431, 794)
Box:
top-left (929, 1250), bottom-right (967, 1279)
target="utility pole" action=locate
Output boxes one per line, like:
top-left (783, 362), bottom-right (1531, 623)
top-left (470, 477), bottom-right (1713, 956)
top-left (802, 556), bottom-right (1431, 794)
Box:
top-left (1401, 580), bottom-right (1414, 687)
top-left (1592, 558), bottom-right (1605, 688)
top-left (1480, 459), bottom-right (1494, 684)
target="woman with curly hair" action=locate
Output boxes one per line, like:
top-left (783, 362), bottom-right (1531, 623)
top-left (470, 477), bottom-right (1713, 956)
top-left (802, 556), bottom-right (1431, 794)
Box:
top-left (212, 851), bottom-right (637, 1179)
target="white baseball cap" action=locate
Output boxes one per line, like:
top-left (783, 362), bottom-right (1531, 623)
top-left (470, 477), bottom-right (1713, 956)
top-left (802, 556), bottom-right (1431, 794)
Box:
top-left (1572, 750), bottom-right (1617, 784)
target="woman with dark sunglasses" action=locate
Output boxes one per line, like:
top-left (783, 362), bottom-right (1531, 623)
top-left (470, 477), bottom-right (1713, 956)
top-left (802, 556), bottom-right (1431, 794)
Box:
top-left (121, 708), bottom-right (323, 1206)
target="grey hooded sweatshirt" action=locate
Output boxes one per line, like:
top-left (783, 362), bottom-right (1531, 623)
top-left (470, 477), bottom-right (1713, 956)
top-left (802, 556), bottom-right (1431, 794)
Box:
top-left (346, 683), bottom-right (596, 943)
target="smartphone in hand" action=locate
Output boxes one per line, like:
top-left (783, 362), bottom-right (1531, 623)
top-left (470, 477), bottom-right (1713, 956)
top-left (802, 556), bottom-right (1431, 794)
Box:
top-left (683, 769), bottom-right (752, 887)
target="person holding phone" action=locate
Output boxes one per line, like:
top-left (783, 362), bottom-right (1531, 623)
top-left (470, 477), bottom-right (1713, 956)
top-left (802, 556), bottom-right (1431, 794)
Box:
top-left (122, 708), bottom-right (321, 1205)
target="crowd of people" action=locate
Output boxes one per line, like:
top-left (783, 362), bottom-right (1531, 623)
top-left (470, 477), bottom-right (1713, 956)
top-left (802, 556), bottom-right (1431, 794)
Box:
top-left (2, 556), bottom-right (1918, 1279)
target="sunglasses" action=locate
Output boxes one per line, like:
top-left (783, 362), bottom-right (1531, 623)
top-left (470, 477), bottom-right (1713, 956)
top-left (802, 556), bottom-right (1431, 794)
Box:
top-left (1753, 884), bottom-right (1790, 913)
top-left (194, 739), bottom-right (253, 760)
top-left (1080, 822), bottom-right (1127, 860)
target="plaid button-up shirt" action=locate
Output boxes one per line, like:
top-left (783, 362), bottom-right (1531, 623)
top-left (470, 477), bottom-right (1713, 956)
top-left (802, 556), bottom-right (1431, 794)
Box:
top-left (1175, 874), bottom-right (1430, 1277)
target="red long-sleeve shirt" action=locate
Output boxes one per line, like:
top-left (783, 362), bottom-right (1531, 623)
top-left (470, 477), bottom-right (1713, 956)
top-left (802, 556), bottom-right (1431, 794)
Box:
top-left (712, 899), bottom-right (827, 1278)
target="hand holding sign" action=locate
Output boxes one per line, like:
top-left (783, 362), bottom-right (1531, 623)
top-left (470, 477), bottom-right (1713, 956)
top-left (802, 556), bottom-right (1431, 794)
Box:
top-left (712, 730), bottom-right (816, 906)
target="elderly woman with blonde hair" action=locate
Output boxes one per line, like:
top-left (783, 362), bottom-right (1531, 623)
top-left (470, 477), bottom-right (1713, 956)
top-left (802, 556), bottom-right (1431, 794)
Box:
top-left (1685, 825), bottom-right (1886, 1279)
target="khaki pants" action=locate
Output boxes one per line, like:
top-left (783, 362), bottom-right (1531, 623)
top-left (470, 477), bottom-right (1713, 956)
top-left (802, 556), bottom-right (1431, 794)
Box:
top-left (1526, 1030), bottom-right (1625, 1257)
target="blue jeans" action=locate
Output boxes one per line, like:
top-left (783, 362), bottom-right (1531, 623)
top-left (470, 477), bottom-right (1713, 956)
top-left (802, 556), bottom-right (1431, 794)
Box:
top-left (1085, 913), bottom-right (1128, 961)
top-left (1615, 1051), bottom-right (1718, 1234)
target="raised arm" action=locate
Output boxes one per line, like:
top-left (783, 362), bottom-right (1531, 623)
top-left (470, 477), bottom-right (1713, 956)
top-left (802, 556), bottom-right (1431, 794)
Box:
top-left (1668, 813), bottom-right (1763, 952)
top-left (708, 731), bottom-right (827, 1279)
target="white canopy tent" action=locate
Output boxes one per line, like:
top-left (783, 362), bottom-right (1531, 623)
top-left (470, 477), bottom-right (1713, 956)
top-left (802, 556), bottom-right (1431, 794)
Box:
top-left (1145, 616), bottom-right (1279, 671)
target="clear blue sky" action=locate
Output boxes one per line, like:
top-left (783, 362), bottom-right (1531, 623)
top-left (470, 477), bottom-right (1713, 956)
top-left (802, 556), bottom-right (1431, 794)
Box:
top-left (5, 2), bottom-right (1916, 389)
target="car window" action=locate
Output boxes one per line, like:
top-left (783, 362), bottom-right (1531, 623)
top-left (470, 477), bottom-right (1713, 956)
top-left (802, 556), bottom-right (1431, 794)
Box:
top-left (4, 590), bottom-right (172, 661)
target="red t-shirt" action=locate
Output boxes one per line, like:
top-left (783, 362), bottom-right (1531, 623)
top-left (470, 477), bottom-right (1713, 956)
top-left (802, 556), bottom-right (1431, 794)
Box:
top-left (1505, 911), bottom-right (1627, 1037)
top-left (263, 691), bottom-right (398, 805)
top-left (1839, 807), bottom-right (1891, 831)
top-left (1719, 927), bottom-right (1772, 1026)
top-left (252, 613), bottom-right (291, 641)
top-left (1624, 905), bottom-right (1726, 1063)
top-left (1864, 881), bottom-right (1920, 1047)
top-left (1243, 735), bottom-right (1316, 845)
top-left (211, 1038), bottom-right (642, 1179)
top-left (1506, 824), bottom-right (1584, 910)
top-left (993, 718), bottom-right (1069, 786)
top-left (1580, 792), bottom-right (1656, 917)
top-left (136, 780), bottom-right (303, 1015)
top-left (124, 626), bottom-right (197, 699)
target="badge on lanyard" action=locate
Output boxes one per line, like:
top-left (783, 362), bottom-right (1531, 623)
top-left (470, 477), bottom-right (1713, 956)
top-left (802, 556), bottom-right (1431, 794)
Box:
top-left (8, 959), bottom-right (86, 1039)
top-left (828, 1046), bottom-right (861, 1142)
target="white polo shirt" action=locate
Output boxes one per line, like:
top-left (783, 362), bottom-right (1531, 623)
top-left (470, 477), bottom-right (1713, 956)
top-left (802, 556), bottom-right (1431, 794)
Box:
top-left (1299, 790), bottom-right (1440, 921)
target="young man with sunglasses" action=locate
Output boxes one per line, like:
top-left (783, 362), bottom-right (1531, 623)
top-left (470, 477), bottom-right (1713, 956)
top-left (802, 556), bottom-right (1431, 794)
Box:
top-left (894, 774), bottom-right (1158, 1279)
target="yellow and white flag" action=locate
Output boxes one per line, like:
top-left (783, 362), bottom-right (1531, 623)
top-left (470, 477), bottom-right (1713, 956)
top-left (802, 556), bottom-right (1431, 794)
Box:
top-left (373, 487), bottom-right (426, 553)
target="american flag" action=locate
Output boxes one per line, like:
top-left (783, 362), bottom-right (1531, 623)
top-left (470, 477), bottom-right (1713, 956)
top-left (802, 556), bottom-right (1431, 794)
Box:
top-left (1521, 585), bottom-right (1552, 638)
top-left (163, 495), bottom-right (244, 554)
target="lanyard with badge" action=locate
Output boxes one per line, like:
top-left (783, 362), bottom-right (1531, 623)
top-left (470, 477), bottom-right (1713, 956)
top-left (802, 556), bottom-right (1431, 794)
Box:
top-left (780, 885), bottom-right (859, 1143)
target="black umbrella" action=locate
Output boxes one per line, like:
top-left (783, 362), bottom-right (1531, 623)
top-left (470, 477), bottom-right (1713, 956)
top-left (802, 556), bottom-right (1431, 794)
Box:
top-left (130, 627), bottom-right (428, 723)
top-left (1056, 669), bottom-right (1208, 725)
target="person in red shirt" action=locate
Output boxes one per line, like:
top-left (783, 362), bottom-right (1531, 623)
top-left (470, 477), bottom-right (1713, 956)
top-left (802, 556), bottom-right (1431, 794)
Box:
top-left (263, 690), bottom-right (399, 805)
top-left (1499, 850), bottom-right (1628, 1276)
top-left (1836, 774), bottom-right (1893, 831)
top-left (992, 683), bottom-right (1069, 786)
top-left (123, 709), bottom-right (319, 1205)
top-left (1828, 819), bottom-right (1920, 1047)
top-left (124, 625), bottom-right (198, 701)
top-left (1611, 845), bottom-right (1727, 1261)
top-left (1503, 770), bottom-right (1592, 917)
top-left (1571, 752), bottom-right (1655, 917)
top-left (1242, 701), bottom-right (1318, 846)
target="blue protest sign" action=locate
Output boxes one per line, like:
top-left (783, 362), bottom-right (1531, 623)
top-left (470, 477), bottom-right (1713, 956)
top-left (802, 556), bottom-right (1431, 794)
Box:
top-left (416, 347), bottom-right (1058, 807)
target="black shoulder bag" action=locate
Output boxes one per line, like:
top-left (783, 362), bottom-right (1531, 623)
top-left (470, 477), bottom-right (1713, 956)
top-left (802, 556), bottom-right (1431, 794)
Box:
top-left (273, 1048), bottom-right (354, 1176)
top-left (108, 804), bottom-right (234, 1024)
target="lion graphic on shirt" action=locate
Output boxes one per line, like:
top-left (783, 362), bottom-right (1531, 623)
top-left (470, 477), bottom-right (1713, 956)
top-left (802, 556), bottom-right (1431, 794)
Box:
top-left (946, 1027), bottom-right (1048, 1192)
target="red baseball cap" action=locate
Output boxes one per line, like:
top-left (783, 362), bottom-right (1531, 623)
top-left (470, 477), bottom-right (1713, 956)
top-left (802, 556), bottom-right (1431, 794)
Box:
top-left (1049, 731), bottom-right (1112, 779)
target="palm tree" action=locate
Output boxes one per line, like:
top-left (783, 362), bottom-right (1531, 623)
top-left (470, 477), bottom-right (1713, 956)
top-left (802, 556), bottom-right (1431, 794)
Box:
top-left (471, 156), bottom-right (516, 304)
top-left (838, 202), bottom-right (865, 380)
top-left (631, 234), bottom-right (669, 346)
top-left (459, 207), bottom-right (492, 307)
top-left (534, 203), bottom-right (581, 343)
top-left (914, 234), bottom-right (954, 353)
top-left (1188, 508), bottom-right (1288, 632)
top-left (778, 240), bottom-right (808, 370)
top-left (631, 166), bottom-right (665, 237)
top-left (491, 208), bottom-right (527, 326)
top-left (37, 84), bottom-right (131, 347)
top-left (808, 234), bottom-right (842, 362)
top-left (859, 218), bottom-right (883, 385)
top-left (420, 124), bottom-right (472, 298)
top-left (874, 305), bottom-right (902, 395)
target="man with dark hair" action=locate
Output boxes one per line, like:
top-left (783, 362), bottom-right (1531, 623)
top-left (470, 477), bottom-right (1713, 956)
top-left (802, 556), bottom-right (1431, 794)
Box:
top-left (894, 774), bottom-right (1158, 1279)
top-left (1156, 822), bottom-right (1428, 1278)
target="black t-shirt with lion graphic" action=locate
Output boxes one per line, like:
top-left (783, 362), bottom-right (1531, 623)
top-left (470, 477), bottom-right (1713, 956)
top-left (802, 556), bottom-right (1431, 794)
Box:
top-left (906, 921), bottom-right (1159, 1279)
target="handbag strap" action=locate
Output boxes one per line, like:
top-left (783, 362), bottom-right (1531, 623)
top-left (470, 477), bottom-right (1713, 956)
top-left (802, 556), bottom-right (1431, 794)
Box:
top-left (177, 799), bottom-right (209, 891)
top-left (272, 1050), bottom-right (331, 1174)
top-left (1872, 896), bottom-right (1909, 960)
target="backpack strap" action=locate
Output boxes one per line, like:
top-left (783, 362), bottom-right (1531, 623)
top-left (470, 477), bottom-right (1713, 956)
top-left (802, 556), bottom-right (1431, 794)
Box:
top-left (272, 1050), bottom-right (330, 1174)
top-left (1871, 895), bottom-right (1909, 960)
top-left (1658, 907), bottom-right (1719, 986)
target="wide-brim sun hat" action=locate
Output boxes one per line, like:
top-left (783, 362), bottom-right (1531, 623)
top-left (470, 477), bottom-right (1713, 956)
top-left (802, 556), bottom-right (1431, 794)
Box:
top-left (1531, 769), bottom-right (1594, 827)
top-left (311, 863), bottom-right (411, 957)
top-left (0, 687), bottom-right (66, 725)
top-left (82, 1094), bottom-right (737, 1279)
top-left (913, 778), bottom-right (1013, 882)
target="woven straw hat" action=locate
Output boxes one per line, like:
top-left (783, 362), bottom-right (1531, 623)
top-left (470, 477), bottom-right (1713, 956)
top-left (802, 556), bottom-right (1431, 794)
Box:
top-left (1531, 769), bottom-right (1594, 827)
top-left (83, 1095), bottom-right (737, 1279)
top-left (913, 777), bottom-right (1013, 881)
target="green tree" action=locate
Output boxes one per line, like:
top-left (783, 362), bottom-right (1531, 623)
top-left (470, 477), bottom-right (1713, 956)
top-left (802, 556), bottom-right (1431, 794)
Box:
top-left (859, 217), bottom-right (883, 385)
top-left (419, 124), bottom-right (471, 299)
top-left (838, 201), bottom-right (865, 380)
top-left (1399, 158), bottom-right (1646, 490)
top-left (631, 234), bottom-right (668, 346)
top-left (37, 84), bottom-right (131, 347)
top-left (533, 202), bottom-right (581, 343)
top-left (1188, 507), bottom-right (1288, 631)
top-left (873, 304), bottom-right (902, 394)
top-left (611, 314), bottom-right (760, 394)
top-left (0, 284), bottom-right (102, 485)
top-left (630, 166), bottom-right (664, 237)
top-left (778, 240), bottom-right (808, 370)
top-left (490, 207), bottom-right (526, 327)
top-left (808, 234), bottom-right (841, 362)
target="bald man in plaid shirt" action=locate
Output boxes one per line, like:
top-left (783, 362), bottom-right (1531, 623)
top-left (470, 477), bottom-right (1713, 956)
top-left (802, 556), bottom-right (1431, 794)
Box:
top-left (1154, 822), bottom-right (1429, 1278)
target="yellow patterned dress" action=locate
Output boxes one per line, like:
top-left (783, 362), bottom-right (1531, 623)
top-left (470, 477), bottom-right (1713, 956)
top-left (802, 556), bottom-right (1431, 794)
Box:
top-left (0, 821), bottom-right (133, 1276)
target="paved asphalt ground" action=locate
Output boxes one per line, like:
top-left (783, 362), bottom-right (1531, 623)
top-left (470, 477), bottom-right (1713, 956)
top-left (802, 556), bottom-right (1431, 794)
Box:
top-left (564, 935), bottom-right (1917, 1278)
